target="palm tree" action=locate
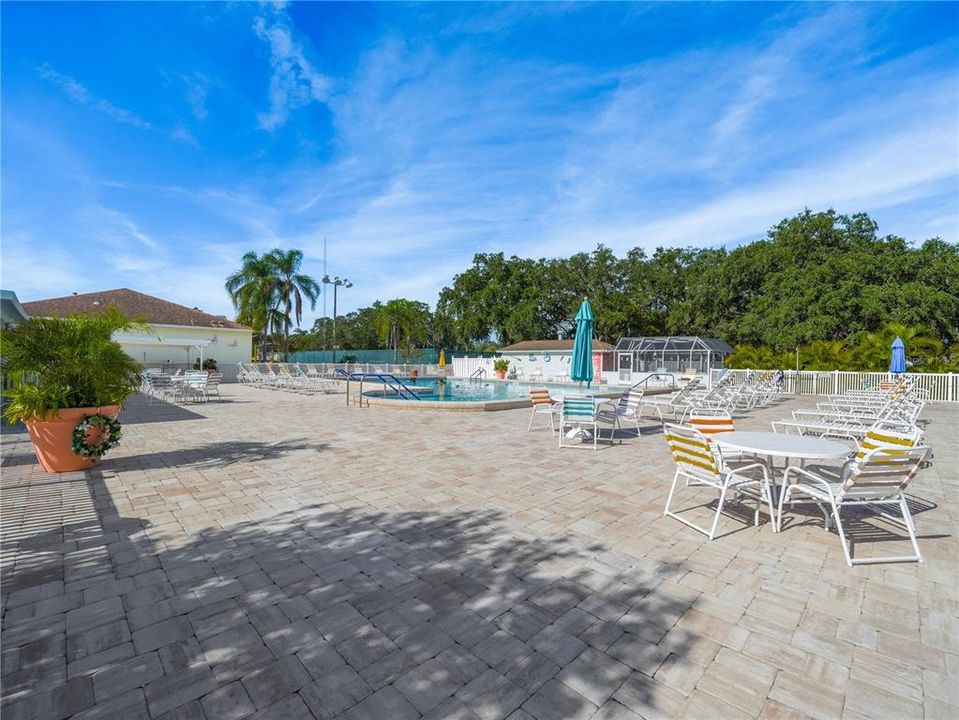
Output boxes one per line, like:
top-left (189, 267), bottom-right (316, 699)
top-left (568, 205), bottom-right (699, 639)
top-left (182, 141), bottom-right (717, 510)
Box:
top-left (724, 344), bottom-right (791, 369)
top-left (850, 323), bottom-right (943, 372)
top-left (375, 299), bottom-right (428, 363)
top-left (225, 251), bottom-right (281, 361)
top-left (268, 249), bottom-right (320, 361)
top-left (799, 339), bottom-right (852, 371)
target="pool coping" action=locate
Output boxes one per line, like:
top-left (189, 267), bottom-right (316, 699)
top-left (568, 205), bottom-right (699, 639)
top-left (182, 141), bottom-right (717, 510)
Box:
top-left (356, 384), bottom-right (675, 412)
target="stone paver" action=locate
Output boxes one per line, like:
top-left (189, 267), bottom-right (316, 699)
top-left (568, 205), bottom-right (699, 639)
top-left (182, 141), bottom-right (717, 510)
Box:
top-left (2, 388), bottom-right (956, 719)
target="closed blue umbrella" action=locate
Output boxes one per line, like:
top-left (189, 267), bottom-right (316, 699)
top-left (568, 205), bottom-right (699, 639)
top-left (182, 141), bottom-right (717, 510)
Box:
top-left (889, 336), bottom-right (906, 374)
top-left (570, 299), bottom-right (594, 388)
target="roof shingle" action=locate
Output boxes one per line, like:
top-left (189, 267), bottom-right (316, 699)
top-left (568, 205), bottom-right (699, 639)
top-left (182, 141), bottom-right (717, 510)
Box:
top-left (22, 288), bottom-right (249, 330)
top-left (498, 339), bottom-right (615, 352)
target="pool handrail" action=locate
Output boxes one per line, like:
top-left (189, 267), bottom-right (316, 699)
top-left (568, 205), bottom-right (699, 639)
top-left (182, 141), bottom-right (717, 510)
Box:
top-left (630, 373), bottom-right (677, 392)
top-left (344, 371), bottom-right (422, 406)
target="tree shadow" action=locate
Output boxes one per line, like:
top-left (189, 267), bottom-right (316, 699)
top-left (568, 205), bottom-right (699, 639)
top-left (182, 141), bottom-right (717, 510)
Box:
top-left (2, 471), bottom-right (701, 720)
top-left (114, 393), bottom-right (209, 425)
top-left (105, 439), bottom-right (330, 471)
top-left (0, 421), bottom-right (28, 436)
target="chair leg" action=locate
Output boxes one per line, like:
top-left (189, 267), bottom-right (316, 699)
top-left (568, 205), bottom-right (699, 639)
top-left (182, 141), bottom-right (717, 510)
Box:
top-left (776, 484), bottom-right (791, 533)
top-left (831, 501), bottom-right (854, 567)
top-left (899, 494), bottom-right (924, 564)
top-left (764, 479), bottom-right (777, 531)
top-left (664, 469), bottom-right (681, 518)
top-left (708, 481), bottom-right (730, 540)
top-left (527, 408), bottom-right (536, 432)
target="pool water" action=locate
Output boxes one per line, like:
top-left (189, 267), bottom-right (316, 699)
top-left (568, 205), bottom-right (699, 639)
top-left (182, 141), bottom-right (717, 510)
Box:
top-left (384, 379), bottom-right (617, 403)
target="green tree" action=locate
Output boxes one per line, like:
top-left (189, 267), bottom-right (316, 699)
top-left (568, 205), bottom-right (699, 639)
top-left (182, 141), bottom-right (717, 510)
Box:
top-left (375, 299), bottom-right (431, 361)
top-left (225, 251), bottom-right (284, 361)
top-left (268, 249), bottom-right (320, 362)
top-left (724, 345), bottom-right (792, 370)
top-left (849, 323), bottom-right (943, 372)
top-left (799, 340), bottom-right (853, 371)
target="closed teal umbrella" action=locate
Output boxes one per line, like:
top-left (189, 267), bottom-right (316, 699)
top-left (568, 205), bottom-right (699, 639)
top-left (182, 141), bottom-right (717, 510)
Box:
top-left (570, 298), bottom-right (594, 388)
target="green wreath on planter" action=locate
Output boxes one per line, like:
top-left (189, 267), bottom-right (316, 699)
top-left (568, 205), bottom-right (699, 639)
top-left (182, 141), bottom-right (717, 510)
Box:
top-left (71, 414), bottom-right (122, 459)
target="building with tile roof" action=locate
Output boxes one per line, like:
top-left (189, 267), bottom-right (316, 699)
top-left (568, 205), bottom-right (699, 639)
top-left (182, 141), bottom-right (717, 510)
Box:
top-left (22, 288), bottom-right (252, 369)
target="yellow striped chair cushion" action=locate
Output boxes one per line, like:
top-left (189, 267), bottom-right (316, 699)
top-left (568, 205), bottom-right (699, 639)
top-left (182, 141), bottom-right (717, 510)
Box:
top-left (665, 426), bottom-right (718, 475)
top-left (855, 427), bottom-right (919, 461)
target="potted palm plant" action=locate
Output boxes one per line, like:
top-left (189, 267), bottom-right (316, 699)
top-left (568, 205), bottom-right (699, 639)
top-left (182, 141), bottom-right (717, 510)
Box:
top-left (493, 358), bottom-right (510, 379)
top-left (1, 308), bottom-right (143, 472)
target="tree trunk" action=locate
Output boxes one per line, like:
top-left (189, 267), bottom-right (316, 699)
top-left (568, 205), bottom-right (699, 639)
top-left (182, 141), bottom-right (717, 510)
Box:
top-left (284, 300), bottom-right (291, 362)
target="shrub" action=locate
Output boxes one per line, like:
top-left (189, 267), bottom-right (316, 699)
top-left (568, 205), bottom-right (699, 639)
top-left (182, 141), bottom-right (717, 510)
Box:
top-left (1, 308), bottom-right (144, 423)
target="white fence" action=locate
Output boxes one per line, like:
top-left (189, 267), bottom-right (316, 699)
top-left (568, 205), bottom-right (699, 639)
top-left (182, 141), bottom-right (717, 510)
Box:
top-left (713, 369), bottom-right (959, 403)
top-left (244, 362), bottom-right (452, 379)
top-left (452, 357), bottom-right (495, 378)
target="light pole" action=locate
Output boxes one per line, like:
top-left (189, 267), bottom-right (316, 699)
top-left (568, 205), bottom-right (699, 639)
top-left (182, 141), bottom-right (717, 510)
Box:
top-left (322, 275), bottom-right (352, 364)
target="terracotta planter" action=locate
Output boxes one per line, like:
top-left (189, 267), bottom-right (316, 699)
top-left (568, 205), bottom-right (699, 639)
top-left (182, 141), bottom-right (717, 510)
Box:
top-left (495, 370), bottom-right (506, 379)
top-left (24, 406), bottom-right (121, 473)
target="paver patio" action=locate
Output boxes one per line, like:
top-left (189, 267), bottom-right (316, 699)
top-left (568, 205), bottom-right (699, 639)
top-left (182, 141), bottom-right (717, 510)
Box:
top-left (1, 385), bottom-right (956, 719)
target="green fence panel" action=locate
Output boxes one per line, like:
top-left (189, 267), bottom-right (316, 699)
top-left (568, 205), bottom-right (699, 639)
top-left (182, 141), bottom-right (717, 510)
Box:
top-left (291, 349), bottom-right (440, 364)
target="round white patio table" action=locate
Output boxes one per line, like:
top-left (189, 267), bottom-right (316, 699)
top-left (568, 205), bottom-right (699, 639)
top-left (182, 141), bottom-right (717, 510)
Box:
top-left (714, 432), bottom-right (852, 527)
top-left (713, 431), bottom-right (851, 462)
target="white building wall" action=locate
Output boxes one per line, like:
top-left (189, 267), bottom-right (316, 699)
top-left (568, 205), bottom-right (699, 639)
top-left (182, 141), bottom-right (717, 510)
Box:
top-left (117, 324), bottom-right (252, 367)
top-left (499, 351), bottom-right (574, 379)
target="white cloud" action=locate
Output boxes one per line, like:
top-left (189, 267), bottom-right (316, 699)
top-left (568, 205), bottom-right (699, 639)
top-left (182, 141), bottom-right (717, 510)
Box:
top-left (8, 5), bottom-right (955, 328)
top-left (185, 72), bottom-right (210, 120)
top-left (170, 125), bottom-right (199, 147)
top-left (36, 64), bottom-right (152, 129)
top-left (253, 11), bottom-right (331, 130)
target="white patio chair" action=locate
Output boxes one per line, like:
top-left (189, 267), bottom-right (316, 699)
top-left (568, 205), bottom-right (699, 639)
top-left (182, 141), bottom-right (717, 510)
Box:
top-left (204, 372), bottom-right (222, 401)
top-left (179, 373), bottom-right (209, 403)
top-left (558, 394), bottom-right (620, 450)
top-left (663, 423), bottom-right (775, 539)
top-left (147, 374), bottom-right (177, 405)
top-left (527, 387), bottom-right (558, 434)
top-left (778, 443), bottom-right (930, 566)
top-left (599, 388), bottom-right (645, 436)
top-left (817, 421), bottom-right (924, 454)
top-left (688, 408), bottom-right (735, 440)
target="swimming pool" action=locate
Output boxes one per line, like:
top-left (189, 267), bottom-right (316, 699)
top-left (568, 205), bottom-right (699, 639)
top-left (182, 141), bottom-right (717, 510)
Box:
top-left (363, 378), bottom-right (632, 410)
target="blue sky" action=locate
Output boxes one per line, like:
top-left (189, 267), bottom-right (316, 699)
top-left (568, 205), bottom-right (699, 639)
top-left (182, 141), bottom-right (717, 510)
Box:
top-left (2, 1), bottom-right (957, 326)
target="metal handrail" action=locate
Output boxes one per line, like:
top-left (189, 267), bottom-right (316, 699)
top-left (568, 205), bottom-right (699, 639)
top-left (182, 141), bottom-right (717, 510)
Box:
top-left (630, 373), bottom-right (677, 392)
top-left (469, 368), bottom-right (487, 381)
top-left (344, 371), bottom-right (422, 407)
